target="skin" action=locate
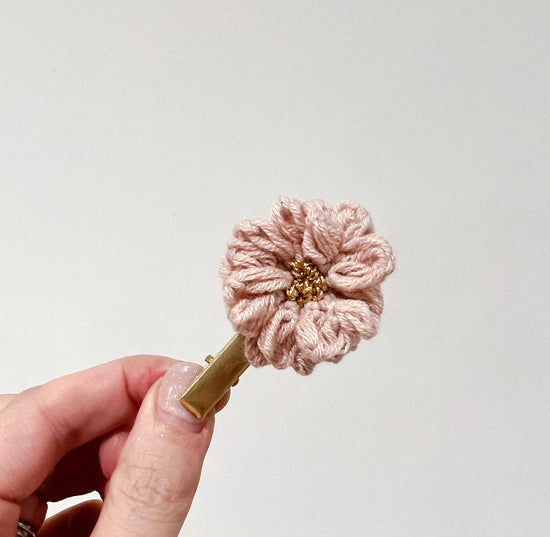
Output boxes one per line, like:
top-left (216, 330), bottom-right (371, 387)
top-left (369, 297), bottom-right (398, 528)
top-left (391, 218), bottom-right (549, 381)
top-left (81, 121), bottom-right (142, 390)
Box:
top-left (0, 355), bottom-right (228, 537)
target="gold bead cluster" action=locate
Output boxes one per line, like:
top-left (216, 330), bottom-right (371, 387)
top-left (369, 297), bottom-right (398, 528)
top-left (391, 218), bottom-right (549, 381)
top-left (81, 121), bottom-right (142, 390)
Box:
top-left (286, 259), bottom-right (328, 307)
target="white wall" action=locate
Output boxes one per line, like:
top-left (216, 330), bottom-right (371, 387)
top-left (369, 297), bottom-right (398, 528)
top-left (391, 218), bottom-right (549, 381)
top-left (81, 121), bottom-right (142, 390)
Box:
top-left (1, 2), bottom-right (549, 536)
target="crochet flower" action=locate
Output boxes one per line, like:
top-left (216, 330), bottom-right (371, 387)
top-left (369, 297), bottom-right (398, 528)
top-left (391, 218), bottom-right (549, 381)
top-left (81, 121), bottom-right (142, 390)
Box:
top-left (220, 197), bottom-right (395, 375)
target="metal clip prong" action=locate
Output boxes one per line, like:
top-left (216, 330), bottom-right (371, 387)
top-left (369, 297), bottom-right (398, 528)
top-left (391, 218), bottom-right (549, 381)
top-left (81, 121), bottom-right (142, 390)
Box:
top-left (179, 333), bottom-right (249, 419)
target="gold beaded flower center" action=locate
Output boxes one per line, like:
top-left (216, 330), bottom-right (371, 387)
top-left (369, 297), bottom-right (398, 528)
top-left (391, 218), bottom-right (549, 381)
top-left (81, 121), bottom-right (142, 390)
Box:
top-left (286, 259), bottom-right (328, 307)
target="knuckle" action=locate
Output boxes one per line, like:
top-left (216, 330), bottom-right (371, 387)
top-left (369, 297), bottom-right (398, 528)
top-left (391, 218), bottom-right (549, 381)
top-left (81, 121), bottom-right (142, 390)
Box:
top-left (114, 459), bottom-right (193, 521)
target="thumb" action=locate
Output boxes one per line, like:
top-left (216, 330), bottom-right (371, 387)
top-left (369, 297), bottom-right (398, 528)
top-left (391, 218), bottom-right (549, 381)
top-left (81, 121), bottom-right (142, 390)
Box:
top-left (92, 362), bottom-right (215, 537)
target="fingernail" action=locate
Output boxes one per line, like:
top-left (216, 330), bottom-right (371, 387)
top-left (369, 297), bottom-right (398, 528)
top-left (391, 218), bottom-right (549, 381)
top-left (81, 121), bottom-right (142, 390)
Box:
top-left (157, 362), bottom-right (206, 431)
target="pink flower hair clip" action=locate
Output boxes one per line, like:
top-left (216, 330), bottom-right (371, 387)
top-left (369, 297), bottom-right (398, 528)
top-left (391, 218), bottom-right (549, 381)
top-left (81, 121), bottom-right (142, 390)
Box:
top-left (180, 197), bottom-right (395, 417)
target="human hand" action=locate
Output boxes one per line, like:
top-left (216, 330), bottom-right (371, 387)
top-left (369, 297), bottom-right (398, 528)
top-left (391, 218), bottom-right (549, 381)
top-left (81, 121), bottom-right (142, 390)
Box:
top-left (0, 355), bottom-right (226, 537)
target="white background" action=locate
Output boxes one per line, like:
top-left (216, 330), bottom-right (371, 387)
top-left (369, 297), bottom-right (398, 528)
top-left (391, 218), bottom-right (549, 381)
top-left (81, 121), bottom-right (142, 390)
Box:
top-left (1, 2), bottom-right (549, 536)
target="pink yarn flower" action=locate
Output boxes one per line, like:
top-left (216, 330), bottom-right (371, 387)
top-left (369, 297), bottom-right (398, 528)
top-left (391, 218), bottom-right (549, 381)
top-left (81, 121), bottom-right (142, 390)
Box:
top-left (220, 197), bottom-right (395, 375)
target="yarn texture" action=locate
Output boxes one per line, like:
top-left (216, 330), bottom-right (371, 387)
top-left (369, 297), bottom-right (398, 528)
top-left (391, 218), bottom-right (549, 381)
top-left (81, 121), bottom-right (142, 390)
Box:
top-left (220, 197), bottom-right (395, 375)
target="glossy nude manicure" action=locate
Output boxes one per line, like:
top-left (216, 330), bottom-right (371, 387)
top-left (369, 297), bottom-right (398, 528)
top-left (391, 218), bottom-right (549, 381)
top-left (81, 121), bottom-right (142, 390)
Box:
top-left (157, 362), bottom-right (207, 432)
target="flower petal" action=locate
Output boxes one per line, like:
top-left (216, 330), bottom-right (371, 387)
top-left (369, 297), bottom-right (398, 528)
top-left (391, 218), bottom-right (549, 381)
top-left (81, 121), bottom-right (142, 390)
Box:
top-left (255, 302), bottom-right (301, 369)
top-left (264, 197), bottom-right (308, 260)
top-left (224, 266), bottom-right (292, 296)
top-left (226, 292), bottom-right (282, 337)
top-left (335, 201), bottom-right (374, 253)
top-left (302, 200), bottom-right (344, 268)
top-left (324, 296), bottom-right (380, 340)
top-left (327, 234), bottom-right (395, 297)
top-left (230, 220), bottom-right (289, 265)
top-left (294, 302), bottom-right (359, 373)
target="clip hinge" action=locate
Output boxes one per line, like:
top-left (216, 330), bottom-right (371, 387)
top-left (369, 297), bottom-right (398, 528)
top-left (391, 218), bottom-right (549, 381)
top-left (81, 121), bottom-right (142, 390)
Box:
top-left (179, 333), bottom-right (249, 419)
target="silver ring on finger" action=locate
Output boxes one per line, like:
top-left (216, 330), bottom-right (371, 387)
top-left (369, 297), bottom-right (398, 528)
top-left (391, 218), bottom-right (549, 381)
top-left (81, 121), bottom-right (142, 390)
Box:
top-left (17, 521), bottom-right (37, 537)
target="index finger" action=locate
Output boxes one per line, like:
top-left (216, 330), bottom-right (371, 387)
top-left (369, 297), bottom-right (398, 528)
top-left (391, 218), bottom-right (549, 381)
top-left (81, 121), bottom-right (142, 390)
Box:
top-left (0, 355), bottom-right (177, 503)
top-left (0, 394), bottom-right (14, 413)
